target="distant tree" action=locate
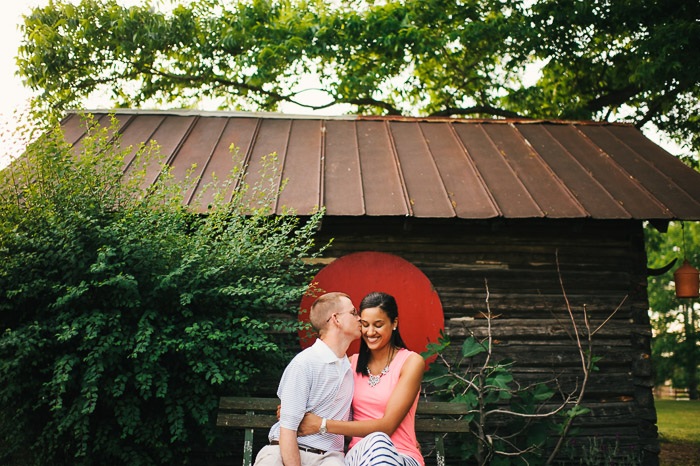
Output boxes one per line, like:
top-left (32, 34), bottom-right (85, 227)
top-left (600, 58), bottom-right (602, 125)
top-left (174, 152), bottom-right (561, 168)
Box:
top-left (0, 113), bottom-right (325, 465)
top-left (17, 0), bottom-right (700, 154)
top-left (645, 219), bottom-right (700, 400)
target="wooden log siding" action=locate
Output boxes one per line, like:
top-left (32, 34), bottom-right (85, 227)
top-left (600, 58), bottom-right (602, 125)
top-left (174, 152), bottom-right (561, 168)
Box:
top-left (308, 217), bottom-right (657, 466)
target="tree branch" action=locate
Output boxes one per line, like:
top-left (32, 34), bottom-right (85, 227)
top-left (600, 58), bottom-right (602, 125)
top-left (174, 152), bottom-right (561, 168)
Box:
top-left (127, 62), bottom-right (407, 115)
top-left (345, 97), bottom-right (402, 115)
top-left (584, 85), bottom-right (640, 113)
top-left (634, 85), bottom-right (685, 129)
top-left (429, 105), bottom-right (526, 119)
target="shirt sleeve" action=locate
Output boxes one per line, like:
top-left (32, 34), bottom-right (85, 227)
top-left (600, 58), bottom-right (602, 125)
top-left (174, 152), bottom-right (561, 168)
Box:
top-left (277, 358), bottom-right (311, 431)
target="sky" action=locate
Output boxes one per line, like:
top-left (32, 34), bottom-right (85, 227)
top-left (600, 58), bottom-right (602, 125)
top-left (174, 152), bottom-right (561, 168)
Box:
top-left (0, 0), bottom-right (684, 168)
top-left (1, 1), bottom-right (146, 116)
top-left (1, 1), bottom-right (46, 117)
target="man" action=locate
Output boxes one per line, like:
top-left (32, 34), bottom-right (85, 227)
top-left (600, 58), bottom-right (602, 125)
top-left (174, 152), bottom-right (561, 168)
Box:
top-left (253, 292), bottom-right (361, 466)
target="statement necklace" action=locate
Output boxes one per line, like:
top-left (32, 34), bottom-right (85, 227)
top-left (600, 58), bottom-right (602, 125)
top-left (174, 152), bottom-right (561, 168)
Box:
top-left (366, 347), bottom-right (395, 387)
top-left (366, 365), bottom-right (389, 387)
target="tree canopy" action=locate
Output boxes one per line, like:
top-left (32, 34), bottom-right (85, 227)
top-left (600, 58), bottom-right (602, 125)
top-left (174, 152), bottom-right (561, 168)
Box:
top-left (18, 0), bottom-right (700, 153)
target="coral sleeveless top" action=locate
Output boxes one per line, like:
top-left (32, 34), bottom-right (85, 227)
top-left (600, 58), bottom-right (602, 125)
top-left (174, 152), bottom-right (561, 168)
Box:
top-left (349, 348), bottom-right (424, 465)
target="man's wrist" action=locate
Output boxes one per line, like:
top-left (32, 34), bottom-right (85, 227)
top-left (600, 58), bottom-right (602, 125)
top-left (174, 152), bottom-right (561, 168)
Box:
top-left (319, 417), bottom-right (327, 434)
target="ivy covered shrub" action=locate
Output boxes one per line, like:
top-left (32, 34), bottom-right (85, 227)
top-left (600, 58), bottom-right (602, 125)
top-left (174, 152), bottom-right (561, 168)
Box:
top-left (0, 114), bottom-right (325, 465)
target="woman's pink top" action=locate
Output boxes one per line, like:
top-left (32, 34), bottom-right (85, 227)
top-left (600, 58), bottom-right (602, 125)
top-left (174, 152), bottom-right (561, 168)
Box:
top-left (349, 348), bottom-right (424, 465)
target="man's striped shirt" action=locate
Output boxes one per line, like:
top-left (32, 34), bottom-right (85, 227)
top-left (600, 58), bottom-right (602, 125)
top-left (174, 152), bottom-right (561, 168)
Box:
top-left (268, 338), bottom-right (354, 452)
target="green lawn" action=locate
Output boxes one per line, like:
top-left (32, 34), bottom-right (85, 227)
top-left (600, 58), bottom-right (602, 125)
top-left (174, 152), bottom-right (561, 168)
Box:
top-left (656, 400), bottom-right (700, 445)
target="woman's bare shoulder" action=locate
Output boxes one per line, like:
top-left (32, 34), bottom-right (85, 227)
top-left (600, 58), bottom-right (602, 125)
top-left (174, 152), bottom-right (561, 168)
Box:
top-left (401, 351), bottom-right (425, 374)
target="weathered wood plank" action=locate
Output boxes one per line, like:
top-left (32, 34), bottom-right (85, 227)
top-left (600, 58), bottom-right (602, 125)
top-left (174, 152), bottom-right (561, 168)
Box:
top-left (414, 418), bottom-right (471, 432)
top-left (217, 413), bottom-right (278, 429)
top-left (219, 397), bottom-right (280, 411)
top-left (416, 402), bottom-right (471, 415)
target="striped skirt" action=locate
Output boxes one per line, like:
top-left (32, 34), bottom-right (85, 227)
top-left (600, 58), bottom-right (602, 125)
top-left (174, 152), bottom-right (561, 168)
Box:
top-left (344, 432), bottom-right (421, 466)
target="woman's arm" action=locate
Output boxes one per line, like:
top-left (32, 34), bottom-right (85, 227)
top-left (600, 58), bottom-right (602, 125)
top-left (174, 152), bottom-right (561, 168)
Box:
top-left (298, 352), bottom-right (424, 438)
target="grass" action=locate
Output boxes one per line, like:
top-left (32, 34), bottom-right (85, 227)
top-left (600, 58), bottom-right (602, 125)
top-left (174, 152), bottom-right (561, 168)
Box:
top-left (656, 399), bottom-right (700, 466)
top-left (656, 400), bottom-right (700, 445)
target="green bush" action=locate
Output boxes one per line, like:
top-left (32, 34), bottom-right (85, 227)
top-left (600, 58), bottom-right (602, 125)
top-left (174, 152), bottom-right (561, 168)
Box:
top-left (0, 114), bottom-right (325, 465)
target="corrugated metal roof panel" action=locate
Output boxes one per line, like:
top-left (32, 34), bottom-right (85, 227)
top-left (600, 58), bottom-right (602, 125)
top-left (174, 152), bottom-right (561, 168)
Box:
top-left (169, 116), bottom-right (228, 205)
top-left (453, 123), bottom-right (544, 218)
top-left (278, 119), bottom-right (323, 215)
top-left (241, 118), bottom-right (291, 212)
top-left (64, 113), bottom-right (132, 156)
top-left (515, 124), bottom-right (631, 219)
top-left (323, 120), bottom-right (365, 216)
top-left (118, 114), bottom-right (166, 174)
top-left (356, 121), bottom-right (409, 216)
top-left (61, 112), bottom-right (93, 146)
top-left (611, 125), bottom-right (700, 202)
top-left (388, 121), bottom-right (455, 218)
top-left (189, 117), bottom-right (258, 211)
top-left (61, 111), bottom-right (700, 221)
top-left (485, 123), bottom-right (587, 218)
top-left (419, 122), bottom-right (500, 219)
top-left (544, 124), bottom-right (673, 219)
top-left (141, 115), bottom-right (197, 189)
top-left (580, 125), bottom-right (700, 219)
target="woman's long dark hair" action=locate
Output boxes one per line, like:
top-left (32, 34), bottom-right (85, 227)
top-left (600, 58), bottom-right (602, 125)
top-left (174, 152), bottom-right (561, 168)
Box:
top-left (355, 292), bottom-right (407, 376)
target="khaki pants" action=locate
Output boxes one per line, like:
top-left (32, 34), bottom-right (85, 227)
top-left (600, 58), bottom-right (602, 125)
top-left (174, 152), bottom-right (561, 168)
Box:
top-left (253, 445), bottom-right (345, 466)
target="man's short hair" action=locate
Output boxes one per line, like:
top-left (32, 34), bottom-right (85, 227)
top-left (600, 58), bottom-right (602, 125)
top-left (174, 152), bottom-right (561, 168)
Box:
top-left (310, 292), bottom-right (350, 334)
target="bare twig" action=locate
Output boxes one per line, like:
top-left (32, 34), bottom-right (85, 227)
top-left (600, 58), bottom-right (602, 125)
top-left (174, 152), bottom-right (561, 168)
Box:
top-left (546, 250), bottom-right (591, 464)
top-left (591, 295), bottom-right (628, 336)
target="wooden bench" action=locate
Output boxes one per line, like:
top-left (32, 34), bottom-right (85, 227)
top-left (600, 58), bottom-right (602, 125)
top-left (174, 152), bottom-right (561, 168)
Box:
top-left (217, 396), bottom-right (470, 466)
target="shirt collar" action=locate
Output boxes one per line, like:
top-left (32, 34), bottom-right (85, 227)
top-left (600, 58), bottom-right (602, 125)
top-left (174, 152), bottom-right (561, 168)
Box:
top-left (312, 338), bottom-right (348, 366)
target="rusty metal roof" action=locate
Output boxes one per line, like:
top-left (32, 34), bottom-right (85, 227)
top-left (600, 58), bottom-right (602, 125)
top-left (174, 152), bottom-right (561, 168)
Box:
top-left (61, 110), bottom-right (700, 220)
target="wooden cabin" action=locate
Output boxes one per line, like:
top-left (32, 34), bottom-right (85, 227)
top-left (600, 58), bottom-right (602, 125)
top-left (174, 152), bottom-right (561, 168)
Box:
top-left (61, 110), bottom-right (700, 465)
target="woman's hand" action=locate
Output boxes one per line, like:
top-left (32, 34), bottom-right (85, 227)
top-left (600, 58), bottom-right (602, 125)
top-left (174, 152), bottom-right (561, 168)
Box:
top-left (297, 412), bottom-right (322, 437)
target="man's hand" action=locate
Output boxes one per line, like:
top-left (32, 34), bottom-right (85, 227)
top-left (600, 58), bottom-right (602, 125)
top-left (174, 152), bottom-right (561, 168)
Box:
top-left (279, 427), bottom-right (301, 466)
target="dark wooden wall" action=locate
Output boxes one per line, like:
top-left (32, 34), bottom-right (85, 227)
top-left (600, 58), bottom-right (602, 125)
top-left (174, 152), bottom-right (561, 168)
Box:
top-left (312, 217), bottom-right (658, 466)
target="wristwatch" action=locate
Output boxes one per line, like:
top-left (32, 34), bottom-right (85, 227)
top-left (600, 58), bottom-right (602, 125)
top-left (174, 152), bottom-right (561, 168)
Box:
top-left (319, 418), bottom-right (327, 435)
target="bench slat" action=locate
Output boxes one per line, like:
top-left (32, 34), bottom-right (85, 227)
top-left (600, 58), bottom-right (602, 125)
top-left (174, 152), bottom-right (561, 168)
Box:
top-left (415, 418), bottom-right (471, 433)
top-left (217, 413), bottom-right (279, 429)
top-left (219, 397), bottom-right (280, 411)
top-left (219, 397), bottom-right (472, 416)
top-left (416, 402), bottom-right (471, 416)
top-left (217, 414), bottom-right (471, 433)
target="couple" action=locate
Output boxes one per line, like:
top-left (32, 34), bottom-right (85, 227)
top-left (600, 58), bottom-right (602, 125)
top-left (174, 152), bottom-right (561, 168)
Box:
top-left (253, 291), bottom-right (425, 466)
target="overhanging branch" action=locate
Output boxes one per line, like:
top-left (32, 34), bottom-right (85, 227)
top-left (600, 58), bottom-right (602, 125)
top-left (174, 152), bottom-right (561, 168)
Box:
top-left (429, 105), bottom-right (526, 119)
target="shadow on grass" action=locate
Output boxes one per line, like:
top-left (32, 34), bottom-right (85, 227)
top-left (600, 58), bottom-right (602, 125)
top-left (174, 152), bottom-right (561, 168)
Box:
top-left (656, 400), bottom-right (700, 466)
top-left (659, 441), bottom-right (700, 466)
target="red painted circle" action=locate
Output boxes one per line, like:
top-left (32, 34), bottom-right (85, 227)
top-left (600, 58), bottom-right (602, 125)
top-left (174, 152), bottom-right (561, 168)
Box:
top-left (298, 251), bottom-right (444, 359)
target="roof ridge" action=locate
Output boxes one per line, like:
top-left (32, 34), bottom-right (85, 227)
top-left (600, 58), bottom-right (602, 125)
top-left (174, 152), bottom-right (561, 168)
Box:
top-left (66, 109), bottom-right (633, 126)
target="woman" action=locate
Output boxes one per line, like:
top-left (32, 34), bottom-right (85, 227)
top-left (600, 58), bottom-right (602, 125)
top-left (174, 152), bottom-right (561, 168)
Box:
top-left (298, 292), bottom-right (425, 466)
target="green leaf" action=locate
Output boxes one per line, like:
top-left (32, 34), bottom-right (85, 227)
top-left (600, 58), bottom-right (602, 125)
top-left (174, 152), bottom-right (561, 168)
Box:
top-left (532, 383), bottom-right (554, 401)
top-left (462, 336), bottom-right (487, 358)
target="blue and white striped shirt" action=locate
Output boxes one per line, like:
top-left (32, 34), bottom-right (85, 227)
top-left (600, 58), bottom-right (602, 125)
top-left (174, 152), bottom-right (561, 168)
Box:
top-left (268, 338), bottom-right (354, 452)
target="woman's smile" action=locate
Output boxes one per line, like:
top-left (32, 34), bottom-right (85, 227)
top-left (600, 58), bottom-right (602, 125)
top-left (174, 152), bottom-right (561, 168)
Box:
top-left (360, 306), bottom-right (395, 350)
